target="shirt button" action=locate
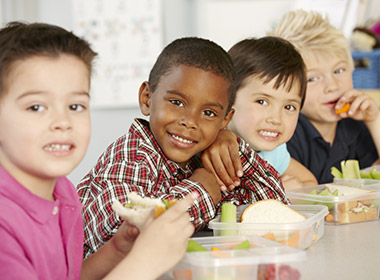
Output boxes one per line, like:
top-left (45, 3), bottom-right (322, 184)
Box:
top-left (52, 206), bottom-right (59, 215)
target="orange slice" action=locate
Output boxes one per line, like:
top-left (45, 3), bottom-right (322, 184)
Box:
top-left (335, 103), bottom-right (350, 114)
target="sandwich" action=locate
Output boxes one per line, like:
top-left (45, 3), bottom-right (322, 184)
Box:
top-left (324, 184), bottom-right (377, 224)
top-left (240, 199), bottom-right (306, 223)
top-left (238, 200), bottom-right (306, 247)
top-left (112, 192), bottom-right (176, 228)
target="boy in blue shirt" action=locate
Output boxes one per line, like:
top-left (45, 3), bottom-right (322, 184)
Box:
top-left (201, 36), bottom-right (317, 190)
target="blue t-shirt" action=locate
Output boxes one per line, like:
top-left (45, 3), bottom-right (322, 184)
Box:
top-left (257, 143), bottom-right (290, 175)
top-left (287, 114), bottom-right (378, 184)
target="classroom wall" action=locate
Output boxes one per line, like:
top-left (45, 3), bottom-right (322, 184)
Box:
top-left (1, 0), bottom-right (380, 185)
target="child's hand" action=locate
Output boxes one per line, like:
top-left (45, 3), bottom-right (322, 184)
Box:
top-left (127, 193), bottom-right (197, 278)
top-left (201, 129), bottom-right (243, 191)
top-left (190, 168), bottom-right (222, 204)
top-left (335, 89), bottom-right (379, 123)
top-left (110, 221), bottom-right (140, 258)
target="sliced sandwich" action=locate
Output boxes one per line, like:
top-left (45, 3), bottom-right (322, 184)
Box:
top-left (240, 199), bottom-right (306, 223)
top-left (239, 200), bottom-right (306, 247)
top-left (324, 184), bottom-right (377, 224)
top-left (112, 192), bottom-right (176, 228)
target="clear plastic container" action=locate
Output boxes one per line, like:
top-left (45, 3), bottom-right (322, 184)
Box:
top-left (207, 204), bottom-right (328, 249)
top-left (161, 235), bottom-right (306, 280)
top-left (333, 178), bottom-right (380, 187)
top-left (286, 182), bottom-right (380, 225)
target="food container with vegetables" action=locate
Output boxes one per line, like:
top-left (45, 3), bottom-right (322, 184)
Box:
top-left (162, 235), bottom-right (306, 280)
top-left (286, 182), bottom-right (380, 225)
top-left (208, 202), bottom-right (328, 250)
top-left (331, 160), bottom-right (380, 185)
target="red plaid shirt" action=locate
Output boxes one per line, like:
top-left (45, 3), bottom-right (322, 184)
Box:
top-left (77, 118), bottom-right (288, 257)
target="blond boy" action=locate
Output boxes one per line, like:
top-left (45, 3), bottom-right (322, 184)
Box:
top-left (269, 10), bottom-right (380, 183)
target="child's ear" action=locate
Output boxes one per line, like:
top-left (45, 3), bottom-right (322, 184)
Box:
top-left (221, 108), bottom-right (235, 129)
top-left (138, 81), bottom-right (152, 116)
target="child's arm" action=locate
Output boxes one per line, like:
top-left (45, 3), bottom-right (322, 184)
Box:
top-left (189, 167), bottom-right (222, 204)
top-left (97, 193), bottom-right (197, 280)
top-left (216, 139), bottom-right (289, 204)
top-left (201, 129), bottom-right (243, 191)
top-left (281, 158), bottom-right (318, 189)
top-left (81, 222), bottom-right (140, 279)
top-left (336, 90), bottom-right (380, 162)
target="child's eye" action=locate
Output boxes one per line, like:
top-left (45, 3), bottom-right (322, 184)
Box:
top-left (203, 110), bottom-right (216, 117)
top-left (307, 76), bottom-right (318, 83)
top-left (334, 68), bottom-right (344, 74)
top-left (27, 104), bottom-right (45, 112)
top-left (256, 99), bottom-right (268, 105)
top-left (285, 104), bottom-right (297, 111)
top-left (169, 99), bottom-right (183, 107)
top-left (70, 104), bottom-right (86, 112)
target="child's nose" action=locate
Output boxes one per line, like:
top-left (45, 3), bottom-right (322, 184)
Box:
top-left (324, 75), bottom-right (339, 93)
top-left (179, 111), bottom-right (198, 129)
top-left (266, 111), bottom-right (281, 125)
top-left (50, 110), bottom-right (72, 131)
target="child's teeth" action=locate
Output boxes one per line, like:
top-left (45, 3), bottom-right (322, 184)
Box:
top-left (260, 131), bottom-right (278, 137)
top-left (172, 134), bottom-right (194, 144)
top-left (44, 144), bottom-right (71, 151)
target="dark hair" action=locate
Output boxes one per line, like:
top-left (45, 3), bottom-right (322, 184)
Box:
top-left (0, 21), bottom-right (97, 96)
top-left (228, 36), bottom-right (306, 108)
top-left (148, 37), bottom-right (237, 114)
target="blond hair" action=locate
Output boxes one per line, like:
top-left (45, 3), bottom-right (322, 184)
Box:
top-left (268, 10), bottom-right (354, 69)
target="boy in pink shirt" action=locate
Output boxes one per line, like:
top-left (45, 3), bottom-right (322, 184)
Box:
top-left (0, 22), bottom-right (196, 280)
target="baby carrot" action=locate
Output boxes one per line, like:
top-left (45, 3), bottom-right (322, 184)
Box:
top-left (335, 103), bottom-right (350, 114)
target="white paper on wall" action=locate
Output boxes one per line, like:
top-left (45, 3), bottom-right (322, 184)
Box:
top-left (72, 0), bottom-right (163, 108)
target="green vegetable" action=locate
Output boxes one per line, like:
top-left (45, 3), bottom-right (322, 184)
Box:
top-left (331, 167), bottom-right (343, 178)
top-left (370, 168), bottom-right (380, 180)
top-left (331, 160), bottom-right (361, 179)
top-left (318, 188), bottom-right (338, 210)
top-left (340, 160), bottom-right (361, 179)
top-left (123, 203), bottom-right (135, 207)
top-left (186, 239), bottom-right (208, 252)
top-left (309, 189), bottom-right (318, 195)
top-left (220, 203), bottom-right (237, 236)
top-left (360, 171), bottom-right (373, 179)
top-left (294, 188), bottom-right (338, 210)
top-left (233, 240), bottom-right (250, 250)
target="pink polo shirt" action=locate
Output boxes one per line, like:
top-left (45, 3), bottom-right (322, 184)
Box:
top-left (0, 166), bottom-right (84, 280)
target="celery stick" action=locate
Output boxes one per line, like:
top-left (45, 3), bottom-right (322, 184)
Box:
top-left (220, 203), bottom-right (237, 236)
top-left (341, 160), bottom-right (361, 179)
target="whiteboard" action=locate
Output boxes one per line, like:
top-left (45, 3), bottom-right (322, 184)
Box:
top-left (72, 0), bottom-right (164, 108)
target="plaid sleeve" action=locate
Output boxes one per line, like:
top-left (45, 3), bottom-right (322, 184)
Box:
top-left (77, 160), bottom-right (218, 257)
top-left (168, 179), bottom-right (217, 231)
top-left (221, 138), bottom-right (289, 206)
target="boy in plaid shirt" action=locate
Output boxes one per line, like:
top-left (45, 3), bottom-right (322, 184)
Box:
top-left (77, 37), bottom-right (289, 257)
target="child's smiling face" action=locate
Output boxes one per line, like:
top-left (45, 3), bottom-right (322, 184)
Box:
top-left (302, 51), bottom-right (354, 125)
top-left (229, 75), bottom-right (302, 152)
top-left (0, 55), bottom-right (91, 190)
top-left (139, 65), bottom-right (234, 167)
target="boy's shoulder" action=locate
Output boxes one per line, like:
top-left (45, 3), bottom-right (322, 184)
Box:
top-left (95, 118), bottom-right (171, 168)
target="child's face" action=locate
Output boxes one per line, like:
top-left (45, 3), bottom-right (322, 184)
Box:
top-left (301, 51), bottom-right (354, 125)
top-left (229, 75), bottom-right (301, 152)
top-left (0, 55), bottom-right (91, 185)
top-left (140, 65), bottom-right (233, 167)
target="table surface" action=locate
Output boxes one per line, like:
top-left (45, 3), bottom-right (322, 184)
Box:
top-left (302, 220), bottom-right (380, 280)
